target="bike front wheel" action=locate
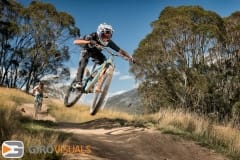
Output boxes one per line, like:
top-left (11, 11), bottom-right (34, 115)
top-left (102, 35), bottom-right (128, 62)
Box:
top-left (34, 96), bottom-right (42, 118)
top-left (64, 80), bottom-right (83, 107)
top-left (90, 67), bottom-right (113, 115)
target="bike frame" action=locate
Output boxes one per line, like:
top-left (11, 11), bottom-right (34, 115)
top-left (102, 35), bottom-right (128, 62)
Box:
top-left (64, 41), bottom-right (123, 108)
top-left (83, 52), bottom-right (116, 93)
top-left (34, 94), bottom-right (43, 118)
top-left (35, 94), bottom-right (43, 106)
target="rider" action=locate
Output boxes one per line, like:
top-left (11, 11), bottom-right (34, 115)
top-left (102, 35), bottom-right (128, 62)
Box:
top-left (74, 22), bottom-right (135, 89)
top-left (32, 81), bottom-right (48, 110)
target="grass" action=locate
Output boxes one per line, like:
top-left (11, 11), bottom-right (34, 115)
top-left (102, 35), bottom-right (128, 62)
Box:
top-left (1, 87), bottom-right (240, 159)
top-left (0, 88), bottom-right (68, 160)
top-left (0, 87), bottom-right (34, 105)
top-left (46, 98), bottom-right (134, 123)
top-left (143, 108), bottom-right (240, 160)
top-left (0, 87), bottom-right (134, 159)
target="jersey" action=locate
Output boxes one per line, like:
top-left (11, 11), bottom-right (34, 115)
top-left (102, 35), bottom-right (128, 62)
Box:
top-left (82, 32), bottom-right (121, 53)
top-left (33, 85), bottom-right (44, 96)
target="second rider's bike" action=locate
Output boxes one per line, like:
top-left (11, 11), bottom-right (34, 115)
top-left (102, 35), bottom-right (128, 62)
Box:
top-left (34, 93), bottom-right (43, 118)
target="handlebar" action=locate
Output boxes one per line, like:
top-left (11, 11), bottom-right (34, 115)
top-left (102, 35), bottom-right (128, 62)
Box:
top-left (31, 93), bottom-right (48, 98)
top-left (74, 39), bottom-right (136, 64)
top-left (103, 47), bottom-right (136, 64)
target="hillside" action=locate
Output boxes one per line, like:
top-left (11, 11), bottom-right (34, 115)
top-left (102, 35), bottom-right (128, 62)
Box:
top-left (105, 89), bottom-right (142, 114)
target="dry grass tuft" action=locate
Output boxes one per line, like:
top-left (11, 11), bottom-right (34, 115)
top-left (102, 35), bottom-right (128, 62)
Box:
top-left (46, 98), bottom-right (133, 123)
top-left (144, 108), bottom-right (240, 158)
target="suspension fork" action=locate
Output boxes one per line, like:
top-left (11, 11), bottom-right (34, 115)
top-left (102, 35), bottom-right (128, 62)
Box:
top-left (95, 63), bottom-right (113, 92)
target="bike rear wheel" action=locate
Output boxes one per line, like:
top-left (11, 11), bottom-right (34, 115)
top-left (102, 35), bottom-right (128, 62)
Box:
top-left (90, 67), bottom-right (113, 115)
top-left (64, 80), bottom-right (83, 107)
top-left (34, 96), bottom-right (42, 118)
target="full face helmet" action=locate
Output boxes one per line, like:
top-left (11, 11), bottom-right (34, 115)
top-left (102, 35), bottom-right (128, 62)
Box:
top-left (97, 23), bottom-right (114, 46)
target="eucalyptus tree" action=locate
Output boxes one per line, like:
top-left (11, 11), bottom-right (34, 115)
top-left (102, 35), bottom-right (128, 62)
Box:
top-left (222, 12), bottom-right (240, 112)
top-left (20, 1), bottom-right (80, 91)
top-left (0, 1), bottom-right (80, 91)
top-left (0, 0), bottom-right (23, 87)
top-left (131, 6), bottom-right (226, 113)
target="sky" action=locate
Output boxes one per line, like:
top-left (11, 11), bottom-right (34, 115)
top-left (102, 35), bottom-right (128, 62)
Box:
top-left (17, 0), bottom-right (240, 101)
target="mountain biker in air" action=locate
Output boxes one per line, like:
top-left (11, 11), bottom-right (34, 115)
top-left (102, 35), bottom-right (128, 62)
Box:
top-left (73, 23), bottom-right (135, 90)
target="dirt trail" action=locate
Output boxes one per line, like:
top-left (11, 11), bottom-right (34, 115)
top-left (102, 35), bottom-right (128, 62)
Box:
top-left (19, 104), bottom-right (229, 160)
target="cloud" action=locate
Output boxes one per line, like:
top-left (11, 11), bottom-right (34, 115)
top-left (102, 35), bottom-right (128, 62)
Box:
top-left (133, 81), bottom-right (140, 88)
top-left (119, 75), bottom-right (134, 80)
top-left (70, 67), bottom-right (78, 80)
top-left (80, 90), bottom-right (128, 107)
top-left (108, 90), bottom-right (127, 97)
top-left (79, 94), bottom-right (93, 105)
top-left (113, 70), bottom-right (121, 76)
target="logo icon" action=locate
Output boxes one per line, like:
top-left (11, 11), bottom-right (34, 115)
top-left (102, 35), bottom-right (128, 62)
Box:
top-left (2, 141), bottom-right (24, 158)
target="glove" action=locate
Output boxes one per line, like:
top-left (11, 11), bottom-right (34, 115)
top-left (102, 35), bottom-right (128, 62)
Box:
top-left (129, 57), bottom-right (136, 64)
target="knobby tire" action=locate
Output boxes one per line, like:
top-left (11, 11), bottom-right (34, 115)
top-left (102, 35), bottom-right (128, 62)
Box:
top-left (64, 80), bottom-right (83, 107)
top-left (90, 67), bottom-right (113, 115)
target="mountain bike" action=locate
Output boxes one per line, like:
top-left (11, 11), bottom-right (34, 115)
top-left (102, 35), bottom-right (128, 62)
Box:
top-left (34, 94), bottom-right (43, 118)
top-left (64, 40), bottom-right (124, 115)
top-left (33, 93), bottom-right (48, 118)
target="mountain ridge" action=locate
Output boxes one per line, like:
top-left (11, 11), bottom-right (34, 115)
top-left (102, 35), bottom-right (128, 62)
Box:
top-left (105, 88), bottom-right (142, 114)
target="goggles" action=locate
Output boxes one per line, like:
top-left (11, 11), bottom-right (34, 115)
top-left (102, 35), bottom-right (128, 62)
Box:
top-left (102, 29), bottom-right (112, 35)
